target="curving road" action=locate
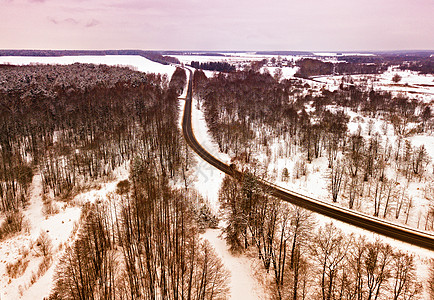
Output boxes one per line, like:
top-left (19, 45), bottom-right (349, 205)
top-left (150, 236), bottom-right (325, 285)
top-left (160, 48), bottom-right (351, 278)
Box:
top-left (181, 69), bottom-right (434, 251)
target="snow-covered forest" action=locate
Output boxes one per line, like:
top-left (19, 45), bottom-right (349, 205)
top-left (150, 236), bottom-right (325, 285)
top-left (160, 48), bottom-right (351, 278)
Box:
top-left (0, 53), bottom-right (433, 299)
top-left (0, 62), bottom-right (229, 299)
top-left (191, 55), bottom-right (434, 299)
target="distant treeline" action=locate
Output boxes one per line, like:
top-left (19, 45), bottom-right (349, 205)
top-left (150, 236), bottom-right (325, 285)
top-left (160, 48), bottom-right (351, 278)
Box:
top-left (190, 61), bottom-right (235, 72)
top-left (0, 49), bottom-right (180, 65)
top-left (295, 58), bottom-right (388, 77)
top-left (256, 51), bottom-right (314, 56)
top-left (337, 54), bottom-right (434, 74)
top-left (399, 58), bottom-right (434, 74)
top-left (162, 51), bottom-right (225, 57)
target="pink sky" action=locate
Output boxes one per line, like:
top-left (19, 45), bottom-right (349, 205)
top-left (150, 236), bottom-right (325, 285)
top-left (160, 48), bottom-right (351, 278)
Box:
top-left (1, 0), bottom-right (433, 51)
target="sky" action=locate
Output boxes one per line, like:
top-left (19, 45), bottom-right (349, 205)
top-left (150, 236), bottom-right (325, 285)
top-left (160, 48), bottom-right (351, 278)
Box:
top-left (1, 0), bottom-right (433, 51)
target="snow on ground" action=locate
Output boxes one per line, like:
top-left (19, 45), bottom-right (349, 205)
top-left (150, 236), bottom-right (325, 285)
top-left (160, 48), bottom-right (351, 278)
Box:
top-left (177, 75), bottom-right (227, 211)
top-left (181, 95), bottom-right (267, 299)
top-left (182, 76), bottom-right (434, 299)
top-left (0, 55), bottom-right (176, 80)
top-left (189, 98), bottom-right (230, 212)
top-left (0, 55), bottom-right (171, 299)
top-left (190, 99), bottom-right (229, 212)
top-left (0, 173), bottom-right (81, 300)
top-left (191, 100), bottom-right (230, 165)
top-left (0, 164), bottom-right (129, 299)
top-left (313, 212), bottom-right (433, 300)
top-left (260, 66), bottom-right (299, 80)
top-left (269, 155), bottom-right (330, 202)
top-left (409, 135), bottom-right (434, 160)
top-left (263, 133), bottom-right (433, 298)
top-left (173, 53), bottom-right (301, 70)
top-left (313, 67), bottom-right (434, 102)
top-left (202, 229), bottom-right (267, 299)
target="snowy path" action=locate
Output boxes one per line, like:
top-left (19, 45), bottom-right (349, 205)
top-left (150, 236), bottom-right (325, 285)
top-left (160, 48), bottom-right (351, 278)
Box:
top-left (202, 229), bottom-right (266, 299)
top-left (179, 92), bottom-right (267, 299)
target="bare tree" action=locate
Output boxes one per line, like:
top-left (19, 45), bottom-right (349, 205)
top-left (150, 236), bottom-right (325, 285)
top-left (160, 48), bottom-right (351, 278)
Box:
top-left (329, 158), bottom-right (345, 202)
top-left (345, 236), bottom-right (368, 299)
top-left (219, 175), bottom-right (246, 253)
top-left (310, 223), bottom-right (352, 300)
top-left (390, 251), bottom-right (422, 300)
top-left (35, 230), bottom-right (52, 257)
top-left (364, 240), bottom-right (393, 300)
top-left (429, 259), bottom-right (434, 300)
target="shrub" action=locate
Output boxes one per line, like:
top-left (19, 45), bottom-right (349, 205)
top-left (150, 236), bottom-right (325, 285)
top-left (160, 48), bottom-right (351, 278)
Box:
top-left (36, 231), bottom-right (53, 257)
top-left (42, 198), bottom-right (60, 216)
top-left (0, 211), bottom-right (27, 240)
top-left (392, 73), bottom-right (402, 83)
top-left (6, 257), bottom-right (30, 278)
top-left (37, 254), bottom-right (52, 278)
top-left (116, 179), bottom-right (130, 195)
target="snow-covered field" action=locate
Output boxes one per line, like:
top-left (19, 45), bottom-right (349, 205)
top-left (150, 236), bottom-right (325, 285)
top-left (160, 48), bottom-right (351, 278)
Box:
top-left (260, 66), bottom-right (299, 79)
top-left (0, 55), bottom-right (176, 80)
top-left (314, 67), bottom-right (434, 102)
top-left (173, 52), bottom-right (297, 65)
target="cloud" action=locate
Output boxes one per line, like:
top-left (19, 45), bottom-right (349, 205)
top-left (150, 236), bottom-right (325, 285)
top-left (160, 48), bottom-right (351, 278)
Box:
top-left (86, 19), bottom-right (100, 27)
top-left (48, 17), bottom-right (79, 26)
top-left (47, 17), bottom-right (58, 24)
top-left (64, 18), bottom-right (79, 25)
top-left (47, 16), bottom-right (99, 28)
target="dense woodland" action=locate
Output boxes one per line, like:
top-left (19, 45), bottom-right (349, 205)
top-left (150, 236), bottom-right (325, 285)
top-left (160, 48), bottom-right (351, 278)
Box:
top-left (293, 54), bottom-right (434, 77)
top-left (295, 58), bottom-right (389, 77)
top-left (190, 61), bottom-right (236, 73)
top-left (0, 63), bottom-right (179, 210)
top-left (0, 64), bottom-right (229, 299)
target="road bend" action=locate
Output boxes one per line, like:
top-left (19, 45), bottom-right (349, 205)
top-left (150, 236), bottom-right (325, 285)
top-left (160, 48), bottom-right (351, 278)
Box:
top-left (181, 69), bottom-right (434, 251)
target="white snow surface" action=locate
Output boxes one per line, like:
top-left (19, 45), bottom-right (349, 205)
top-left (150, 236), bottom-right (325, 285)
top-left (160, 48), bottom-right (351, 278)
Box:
top-left (261, 66), bottom-right (299, 79)
top-left (409, 135), bottom-right (434, 160)
top-left (0, 163), bottom-right (129, 300)
top-left (1, 54), bottom-right (432, 299)
top-left (190, 98), bottom-right (230, 212)
top-left (184, 96), bottom-right (267, 299)
top-left (313, 67), bottom-right (434, 102)
top-left (0, 173), bottom-right (81, 300)
top-left (202, 229), bottom-right (267, 300)
top-left (0, 55), bottom-right (176, 79)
